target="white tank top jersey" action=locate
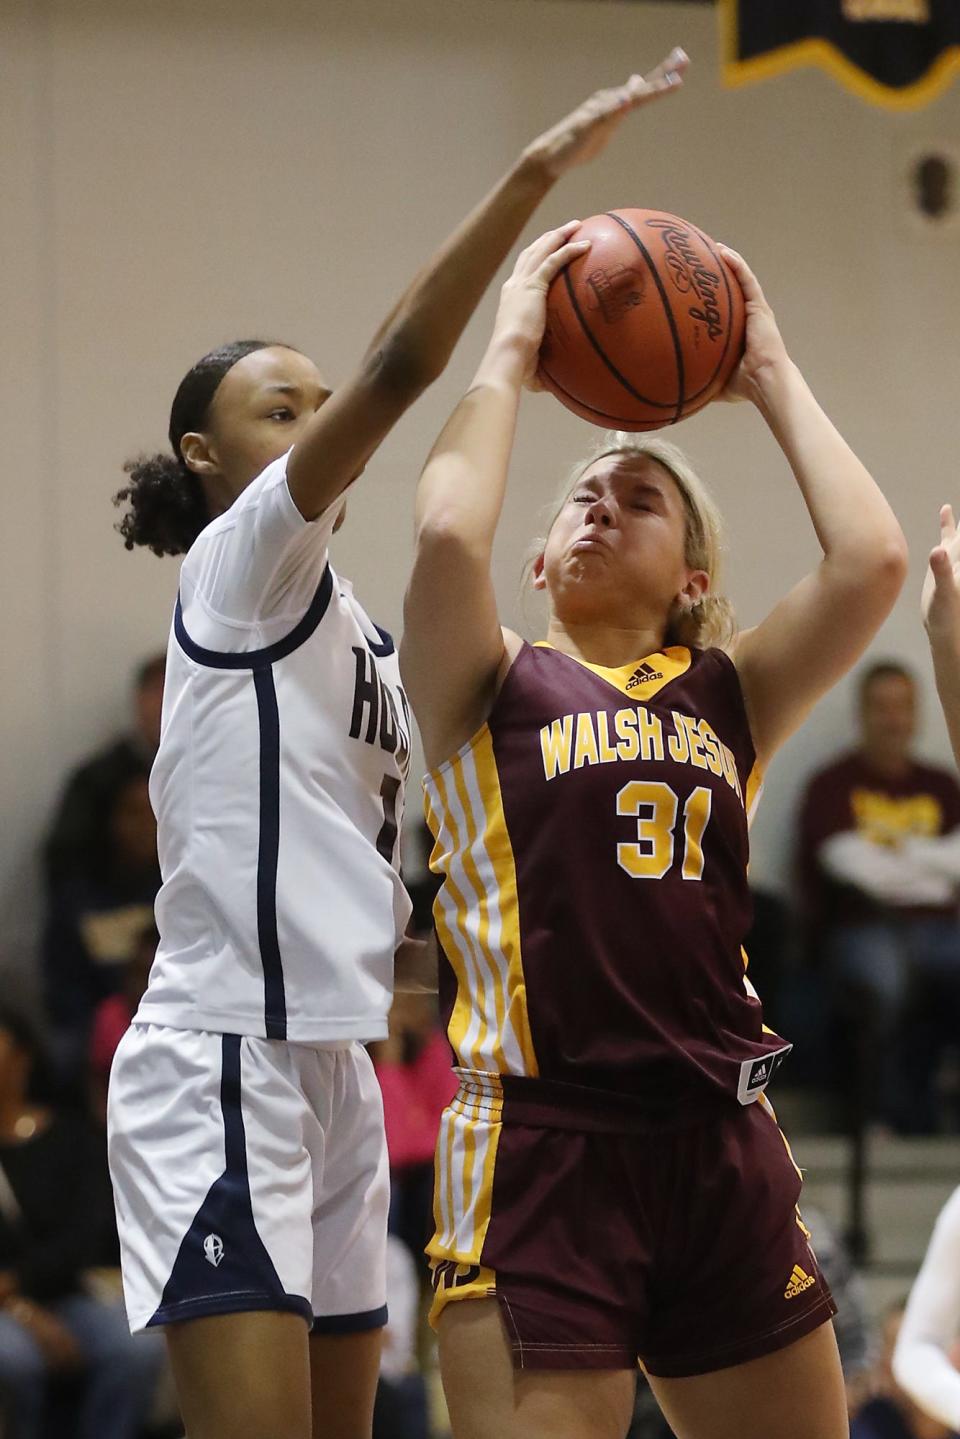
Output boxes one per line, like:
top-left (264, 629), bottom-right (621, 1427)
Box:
top-left (137, 451), bottom-right (412, 1044)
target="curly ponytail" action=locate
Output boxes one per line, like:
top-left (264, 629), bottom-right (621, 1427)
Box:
top-left (114, 453), bottom-right (211, 557)
top-left (113, 338), bottom-right (283, 557)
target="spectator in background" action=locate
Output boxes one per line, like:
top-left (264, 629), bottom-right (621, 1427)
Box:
top-left (798, 662), bottom-right (960, 1132)
top-left (371, 992), bottom-right (456, 1269)
top-left (41, 655), bottom-right (164, 1089)
top-left (43, 655), bottom-right (164, 894)
top-left (372, 1235), bottom-right (431, 1439)
top-left (853, 1300), bottom-right (960, 1439)
top-left (43, 773), bottom-right (160, 1088)
top-left (0, 1007), bottom-right (163, 1439)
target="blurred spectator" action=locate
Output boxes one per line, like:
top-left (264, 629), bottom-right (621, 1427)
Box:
top-left (852, 1301), bottom-right (960, 1439)
top-left (43, 655), bottom-right (164, 895)
top-left (404, 819), bottom-right (441, 938)
top-left (0, 1006), bottom-right (163, 1439)
top-left (797, 662), bottom-right (960, 1131)
top-left (43, 772), bottom-right (160, 1088)
top-left (371, 993), bottom-right (456, 1267)
top-left (88, 923), bottom-right (157, 1124)
top-left (372, 1235), bottom-right (430, 1439)
top-left (804, 1207), bottom-right (872, 1411)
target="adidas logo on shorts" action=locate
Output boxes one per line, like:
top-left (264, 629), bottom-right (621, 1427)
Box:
top-left (784, 1264), bottom-right (815, 1299)
top-left (626, 662), bottom-right (664, 690)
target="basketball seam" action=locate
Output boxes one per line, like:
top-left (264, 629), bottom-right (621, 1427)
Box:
top-left (607, 212), bottom-right (686, 425)
top-left (560, 266), bottom-right (679, 413)
top-left (537, 364), bottom-right (675, 430)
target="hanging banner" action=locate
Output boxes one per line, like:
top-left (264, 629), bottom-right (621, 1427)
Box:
top-left (720, 0), bottom-right (960, 110)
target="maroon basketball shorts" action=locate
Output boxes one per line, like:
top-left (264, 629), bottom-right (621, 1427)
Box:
top-left (428, 1074), bottom-right (836, 1377)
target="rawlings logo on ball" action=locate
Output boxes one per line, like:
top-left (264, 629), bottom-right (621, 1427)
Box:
top-left (647, 220), bottom-right (725, 343)
top-left (585, 264), bottom-right (646, 325)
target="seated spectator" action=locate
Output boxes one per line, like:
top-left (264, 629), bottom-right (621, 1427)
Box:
top-left (797, 661), bottom-right (960, 1132)
top-left (372, 1235), bottom-right (430, 1439)
top-left (43, 655), bottom-right (164, 895)
top-left (852, 1300), bottom-right (960, 1439)
top-left (43, 772), bottom-right (160, 1088)
top-left (0, 1006), bottom-right (164, 1439)
top-left (371, 993), bottom-right (456, 1266)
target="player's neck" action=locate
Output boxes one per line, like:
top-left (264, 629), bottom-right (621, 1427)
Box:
top-left (859, 742), bottom-right (912, 780)
top-left (544, 618), bottom-right (666, 670)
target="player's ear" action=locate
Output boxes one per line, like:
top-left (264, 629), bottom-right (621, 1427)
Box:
top-left (677, 569), bottom-right (709, 611)
top-left (532, 552), bottom-right (547, 591)
top-left (179, 432), bottom-right (219, 478)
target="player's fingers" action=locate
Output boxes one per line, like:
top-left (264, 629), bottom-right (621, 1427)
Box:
top-left (930, 546), bottom-right (954, 587)
top-left (636, 47), bottom-right (689, 95)
top-left (717, 245), bottom-right (767, 306)
top-left (940, 504), bottom-right (957, 544)
top-left (536, 238), bottom-right (591, 286)
top-left (516, 221), bottom-right (582, 273)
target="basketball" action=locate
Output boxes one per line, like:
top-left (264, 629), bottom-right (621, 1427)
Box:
top-left (538, 209), bottom-right (746, 431)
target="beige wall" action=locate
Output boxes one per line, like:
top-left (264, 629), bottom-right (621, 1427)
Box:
top-left (3, 0), bottom-right (960, 962)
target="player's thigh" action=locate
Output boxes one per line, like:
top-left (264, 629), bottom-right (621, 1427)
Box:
top-left (165, 1310), bottom-right (312, 1439)
top-left (309, 1328), bottom-right (383, 1439)
top-left (647, 1321), bottom-right (847, 1439)
top-left (438, 1299), bottom-right (636, 1439)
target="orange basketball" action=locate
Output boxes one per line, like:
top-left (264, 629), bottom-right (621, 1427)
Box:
top-left (538, 209), bottom-right (745, 431)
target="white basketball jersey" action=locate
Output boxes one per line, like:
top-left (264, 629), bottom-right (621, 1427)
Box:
top-left (138, 452), bottom-right (411, 1044)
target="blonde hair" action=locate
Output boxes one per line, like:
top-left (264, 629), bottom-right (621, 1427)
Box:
top-left (524, 430), bottom-right (736, 651)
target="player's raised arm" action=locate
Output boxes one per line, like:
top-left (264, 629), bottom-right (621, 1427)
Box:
top-left (401, 225), bottom-right (589, 769)
top-left (286, 51), bottom-right (688, 519)
top-left (923, 505), bottom-right (960, 770)
top-left (722, 247), bottom-right (908, 766)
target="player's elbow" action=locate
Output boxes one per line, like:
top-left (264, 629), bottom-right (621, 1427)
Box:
top-left (414, 511), bottom-right (489, 567)
top-left (871, 530), bottom-right (910, 598)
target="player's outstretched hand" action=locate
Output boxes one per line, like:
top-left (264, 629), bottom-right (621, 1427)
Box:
top-left (492, 222), bottom-right (591, 387)
top-left (923, 505), bottom-right (960, 645)
top-left (523, 50), bottom-right (689, 180)
top-left (716, 246), bottom-right (791, 404)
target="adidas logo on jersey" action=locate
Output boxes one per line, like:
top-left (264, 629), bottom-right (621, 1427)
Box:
top-left (784, 1264), bottom-right (815, 1299)
top-left (625, 662), bottom-right (664, 690)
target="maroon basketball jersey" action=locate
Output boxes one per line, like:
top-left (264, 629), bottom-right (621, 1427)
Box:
top-left (423, 642), bottom-right (789, 1117)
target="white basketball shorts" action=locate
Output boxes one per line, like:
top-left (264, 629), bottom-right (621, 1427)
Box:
top-left (107, 1024), bottom-right (389, 1335)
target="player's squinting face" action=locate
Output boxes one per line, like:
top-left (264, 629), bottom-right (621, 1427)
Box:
top-left (541, 454), bottom-right (703, 630)
top-left (205, 346), bottom-right (332, 493)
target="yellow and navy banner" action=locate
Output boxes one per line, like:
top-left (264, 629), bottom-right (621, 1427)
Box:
top-left (720, 0), bottom-right (960, 110)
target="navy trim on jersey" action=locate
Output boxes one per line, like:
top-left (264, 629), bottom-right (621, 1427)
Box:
top-left (365, 623), bottom-right (395, 659)
top-left (254, 668), bottom-right (287, 1039)
top-left (148, 1035), bottom-right (310, 1328)
top-left (174, 563), bottom-right (334, 670)
top-left (312, 1305), bottom-right (389, 1335)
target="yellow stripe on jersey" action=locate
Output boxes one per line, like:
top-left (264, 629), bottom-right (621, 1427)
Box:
top-left (745, 761), bottom-right (764, 827)
top-left (428, 1075), bottom-right (504, 1266)
top-left (424, 787), bottom-right (477, 1068)
top-left (425, 728), bottom-right (538, 1078)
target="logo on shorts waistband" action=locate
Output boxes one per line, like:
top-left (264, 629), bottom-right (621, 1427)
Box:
top-left (784, 1264), bottom-right (815, 1299)
top-left (203, 1234), bottom-right (224, 1268)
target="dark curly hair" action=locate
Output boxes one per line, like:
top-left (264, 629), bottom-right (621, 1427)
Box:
top-left (114, 339), bottom-right (287, 557)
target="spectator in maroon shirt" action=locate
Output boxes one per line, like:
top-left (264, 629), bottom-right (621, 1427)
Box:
top-left (798, 662), bottom-right (960, 1131)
